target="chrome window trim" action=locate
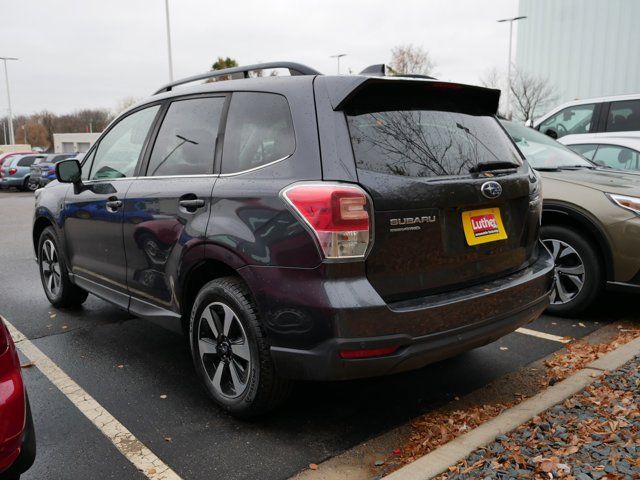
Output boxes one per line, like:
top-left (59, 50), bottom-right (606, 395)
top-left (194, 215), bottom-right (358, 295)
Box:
top-left (136, 174), bottom-right (219, 180)
top-left (80, 173), bottom-right (219, 185)
top-left (219, 154), bottom-right (292, 177)
top-left (81, 177), bottom-right (136, 185)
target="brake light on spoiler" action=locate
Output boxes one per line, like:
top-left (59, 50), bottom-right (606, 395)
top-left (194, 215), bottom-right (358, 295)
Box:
top-left (281, 182), bottom-right (373, 260)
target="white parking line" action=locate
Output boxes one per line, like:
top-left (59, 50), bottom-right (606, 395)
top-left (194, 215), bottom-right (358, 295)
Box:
top-left (2, 316), bottom-right (182, 480)
top-left (516, 327), bottom-right (571, 344)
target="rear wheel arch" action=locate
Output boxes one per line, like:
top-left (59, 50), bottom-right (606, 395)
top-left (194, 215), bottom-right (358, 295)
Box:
top-left (180, 258), bottom-right (254, 332)
top-left (542, 206), bottom-right (612, 282)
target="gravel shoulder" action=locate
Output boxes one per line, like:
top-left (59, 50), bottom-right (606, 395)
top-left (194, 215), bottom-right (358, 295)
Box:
top-left (438, 355), bottom-right (640, 480)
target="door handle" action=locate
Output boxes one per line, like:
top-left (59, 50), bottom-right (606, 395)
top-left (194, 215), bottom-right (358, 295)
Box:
top-left (106, 198), bottom-right (123, 212)
top-left (179, 199), bottom-right (205, 210)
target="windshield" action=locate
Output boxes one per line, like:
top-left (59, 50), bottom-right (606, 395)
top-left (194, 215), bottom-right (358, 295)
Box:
top-left (348, 111), bottom-right (522, 178)
top-left (501, 121), bottom-right (594, 169)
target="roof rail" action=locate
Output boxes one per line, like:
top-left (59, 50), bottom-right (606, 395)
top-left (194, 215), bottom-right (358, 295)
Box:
top-left (358, 64), bottom-right (436, 80)
top-left (153, 62), bottom-right (322, 94)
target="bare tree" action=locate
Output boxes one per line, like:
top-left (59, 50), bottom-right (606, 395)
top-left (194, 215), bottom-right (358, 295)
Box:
top-left (509, 69), bottom-right (557, 122)
top-left (479, 67), bottom-right (503, 90)
top-left (114, 96), bottom-right (139, 115)
top-left (389, 44), bottom-right (436, 76)
top-left (479, 67), bottom-right (506, 116)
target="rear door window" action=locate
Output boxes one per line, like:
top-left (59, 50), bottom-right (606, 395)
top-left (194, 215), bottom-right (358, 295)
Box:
top-left (221, 92), bottom-right (295, 174)
top-left (147, 97), bottom-right (225, 176)
top-left (567, 144), bottom-right (598, 160)
top-left (592, 145), bottom-right (640, 170)
top-left (89, 105), bottom-right (160, 180)
top-left (347, 111), bottom-right (521, 177)
top-left (538, 104), bottom-right (596, 139)
top-left (606, 100), bottom-right (640, 132)
top-left (17, 156), bottom-right (38, 167)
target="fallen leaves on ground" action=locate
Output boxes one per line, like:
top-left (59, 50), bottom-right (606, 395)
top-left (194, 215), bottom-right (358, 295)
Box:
top-left (388, 326), bottom-right (640, 472)
top-left (543, 327), bottom-right (640, 386)
top-left (435, 358), bottom-right (640, 479)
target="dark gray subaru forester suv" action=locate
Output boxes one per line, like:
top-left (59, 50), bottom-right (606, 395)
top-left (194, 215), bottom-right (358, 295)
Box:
top-left (33, 62), bottom-right (554, 416)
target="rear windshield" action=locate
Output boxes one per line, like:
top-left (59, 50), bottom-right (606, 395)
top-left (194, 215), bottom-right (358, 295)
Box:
top-left (347, 111), bottom-right (522, 178)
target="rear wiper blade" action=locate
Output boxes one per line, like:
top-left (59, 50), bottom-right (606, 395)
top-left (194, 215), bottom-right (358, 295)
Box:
top-left (533, 166), bottom-right (561, 171)
top-left (469, 161), bottom-right (520, 173)
top-left (558, 165), bottom-right (596, 170)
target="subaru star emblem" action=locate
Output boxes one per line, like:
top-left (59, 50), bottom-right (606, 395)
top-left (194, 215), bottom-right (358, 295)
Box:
top-left (481, 181), bottom-right (502, 199)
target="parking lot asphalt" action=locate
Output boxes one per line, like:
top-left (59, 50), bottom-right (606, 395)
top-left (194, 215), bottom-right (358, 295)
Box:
top-left (0, 189), bottom-right (636, 480)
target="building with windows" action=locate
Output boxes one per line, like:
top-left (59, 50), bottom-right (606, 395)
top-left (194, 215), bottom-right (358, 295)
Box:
top-left (53, 133), bottom-right (101, 154)
top-left (516, 0), bottom-right (640, 108)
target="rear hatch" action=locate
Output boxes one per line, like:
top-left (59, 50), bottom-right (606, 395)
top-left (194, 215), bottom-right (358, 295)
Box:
top-left (340, 79), bottom-right (540, 302)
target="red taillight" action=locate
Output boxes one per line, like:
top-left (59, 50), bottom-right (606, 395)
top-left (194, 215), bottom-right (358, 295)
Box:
top-left (282, 183), bottom-right (372, 259)
top-left (339, 346), bottom-right (399, 359)
top-left (8, 168), bottom-right (17, 176)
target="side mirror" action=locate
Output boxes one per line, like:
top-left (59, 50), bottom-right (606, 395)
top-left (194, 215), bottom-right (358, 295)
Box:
top-left (524, 119), bottom-right (533, 127)
top-left (56, 159), bottom-right (82, 184)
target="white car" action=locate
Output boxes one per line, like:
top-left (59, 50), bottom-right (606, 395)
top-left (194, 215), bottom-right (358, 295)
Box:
top-left (559, 135), bottom-right (640, 172)
top-left (533, 93), bottom-right (640, 143)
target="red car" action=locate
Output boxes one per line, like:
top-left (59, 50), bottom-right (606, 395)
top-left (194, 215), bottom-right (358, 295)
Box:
top-left (0, 320), bottom-right (35, 479)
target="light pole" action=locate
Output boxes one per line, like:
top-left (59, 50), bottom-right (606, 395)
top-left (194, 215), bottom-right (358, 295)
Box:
top-left (164, 0), bottom-right (174, 82)
top-left (1, 57), bottom-right (18, 145)
top-left (330, 53), bottom-right (347, 75)
top-left (497, 16), bottom-right (526, 119)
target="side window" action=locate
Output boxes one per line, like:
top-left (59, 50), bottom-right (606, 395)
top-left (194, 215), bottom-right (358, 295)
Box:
top-left (17, 156), bottom-right (37, 167)
top-left (147, 97), bottom-right (224, 176)
top-left (567, 144), bottom-right (598, 160)
top-left (606, 100), bottom-right (640, 132)
top-left (89, 105), bottom-right (160, 180)
top-left (592, 145), bottom-right (640, 170)
top-left (539, 104), bottom-right (596, 139)
top-left (221, 92), bottom-right (295, 174)
top-left (81, 150), bottom-right (96, 180)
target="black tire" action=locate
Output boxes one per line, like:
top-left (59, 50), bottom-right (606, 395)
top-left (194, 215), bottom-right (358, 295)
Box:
top-left (189, 276), bottom-right (292, 417)
top-left (22, 177), bottom-right (36, 192)
top-left (37, 227), bottom-right (88, 308)
top-left (541, 224), bottom-right (602, 317)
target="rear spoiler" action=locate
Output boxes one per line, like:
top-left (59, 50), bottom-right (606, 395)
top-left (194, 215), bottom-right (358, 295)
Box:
top-left (319, 76), bottom-right (501, 116)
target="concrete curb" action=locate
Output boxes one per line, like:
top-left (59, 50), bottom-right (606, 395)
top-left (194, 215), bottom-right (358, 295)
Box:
top-left (385, 336), bottom-right (640, 480)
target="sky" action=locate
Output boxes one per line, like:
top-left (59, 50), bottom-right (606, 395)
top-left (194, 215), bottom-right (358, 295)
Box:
top-left (1, 0), bottom-right (520, 115)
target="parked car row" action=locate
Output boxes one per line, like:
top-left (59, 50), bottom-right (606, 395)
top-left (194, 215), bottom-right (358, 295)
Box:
top-left (17, 63), bottom-right (640, 420)
top-left (0, 153), bottom-right (78, 191)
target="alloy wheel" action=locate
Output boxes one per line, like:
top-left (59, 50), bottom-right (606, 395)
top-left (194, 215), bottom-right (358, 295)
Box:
top-left (543, 238), bottom-right (586, 305)
top-left (41, 239), bottom-right (61, 297)
top-left (197, 302), bottom-right (252, 399)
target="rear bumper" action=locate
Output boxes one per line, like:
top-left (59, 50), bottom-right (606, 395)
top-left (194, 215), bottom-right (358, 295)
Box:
top-left (37, 177), bottom-right (53, 186)
top-left (243, 243), bottom-right (554, 381)
top-left (0, 177), bottom-right (23, 188)
top-left (272, 293), bottom-right (549, 380)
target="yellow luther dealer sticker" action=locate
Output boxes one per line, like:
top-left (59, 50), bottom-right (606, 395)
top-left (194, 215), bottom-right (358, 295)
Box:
top-left (461, 207), bottom-right (508, 246)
